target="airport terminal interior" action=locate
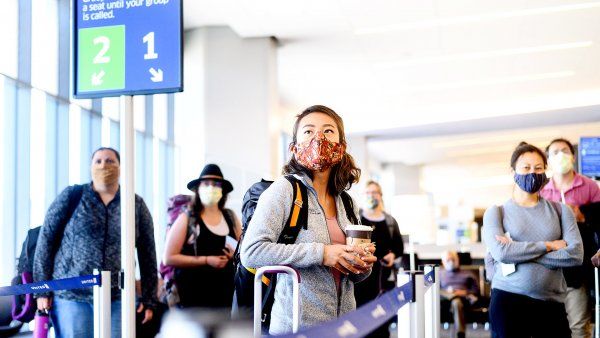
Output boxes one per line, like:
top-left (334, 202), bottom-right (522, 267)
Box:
top-left (1, 0), bottom-right (600, 337)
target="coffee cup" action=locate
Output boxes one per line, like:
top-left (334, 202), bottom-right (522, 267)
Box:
top-left (345, 225), bottom-right (373, 246)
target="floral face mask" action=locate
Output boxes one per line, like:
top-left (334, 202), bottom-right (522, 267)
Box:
top-left (294, 131), bottom-right (345, 171)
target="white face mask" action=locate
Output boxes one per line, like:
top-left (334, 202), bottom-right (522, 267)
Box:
top-left (549, 152), bottom-right (574, 175)
top-left (199, 186), bottom-right (223, 206)
top-left (444, 261), bottom-right (456, 271)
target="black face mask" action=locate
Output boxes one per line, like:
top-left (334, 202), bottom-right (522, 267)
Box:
top-left (514, 172), bottom-right (547, 193)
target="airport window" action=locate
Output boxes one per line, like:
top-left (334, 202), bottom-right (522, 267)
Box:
top-left (0, 0), bottom-right (18, 79)
top-left (31, 0), bottom-right (58, 95)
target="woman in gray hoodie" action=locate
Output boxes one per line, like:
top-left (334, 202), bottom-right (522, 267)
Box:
top-left (241, 105), bottom-right (377, 335)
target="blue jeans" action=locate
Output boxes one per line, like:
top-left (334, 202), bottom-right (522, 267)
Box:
top-left (51, 298), bottom-right (122, 338)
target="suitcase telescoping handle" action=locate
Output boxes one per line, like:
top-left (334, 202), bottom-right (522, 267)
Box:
top-left (254, 266), bottom-right (301, 337)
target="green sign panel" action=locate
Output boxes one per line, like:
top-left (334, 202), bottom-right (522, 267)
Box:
top-left (77, 25), bottom-right (126, 92)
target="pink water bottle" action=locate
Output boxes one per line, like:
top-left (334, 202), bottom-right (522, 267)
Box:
top-left (33, 309), bottom-right (50, 338)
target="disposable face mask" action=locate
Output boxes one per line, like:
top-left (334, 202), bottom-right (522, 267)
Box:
top-left (365, 196), bottom-right (379, 210)
top-left (549, 152), bottom-right (574, 175)
top-left (199, 186), bottom-right (223, 206)
top-left (444, 261), bottom-right (456, 271)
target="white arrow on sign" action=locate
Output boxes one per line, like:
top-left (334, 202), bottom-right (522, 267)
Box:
top-left (149, 68), bottom-right (163, 82)
top-left (92, 70), bottom-right (105, 86)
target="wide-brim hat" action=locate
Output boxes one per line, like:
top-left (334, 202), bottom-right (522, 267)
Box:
top-left (187, 164), bottom-right (234, 194)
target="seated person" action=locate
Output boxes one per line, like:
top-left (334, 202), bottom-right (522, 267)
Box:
top-left (440, 251), bottom-right (479, 338)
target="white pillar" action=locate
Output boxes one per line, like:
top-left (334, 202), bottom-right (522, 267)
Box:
top-left (175, 26), bottom-right (279, 207)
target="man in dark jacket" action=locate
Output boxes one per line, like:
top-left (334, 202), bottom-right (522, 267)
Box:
top-left (33, 147), bottom-right (158, 338)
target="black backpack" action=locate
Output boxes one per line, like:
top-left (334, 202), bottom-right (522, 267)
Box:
top-left (11, 184), bottom-right (83, 322)
top-left (231, 175), bottom-right (357, 333)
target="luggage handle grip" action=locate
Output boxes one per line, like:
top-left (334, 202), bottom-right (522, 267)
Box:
top-left (254, 266), bottom-right (301, 337)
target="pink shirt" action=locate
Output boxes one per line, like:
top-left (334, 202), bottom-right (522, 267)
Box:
top-left (541, 173), bottom-right (600, 206)
top-left (327, 217), bottom-right (345, 293)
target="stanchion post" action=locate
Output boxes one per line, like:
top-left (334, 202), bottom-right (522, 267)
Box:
top-left (412, 272), bottom-right (425, 338)
top-left (93, 270), bottom-right (111, 338)
top-left (423, 265), bottom-right (440, 338)
top-left (397, 271), bottom-right (412, 338)
top-left (433, 266), bottom-right (440, 338)
top-left (595, 267), bottom-right (599, 338)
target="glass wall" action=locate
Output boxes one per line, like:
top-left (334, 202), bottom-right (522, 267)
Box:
top-left (0, 0), bottom-right (176, 286)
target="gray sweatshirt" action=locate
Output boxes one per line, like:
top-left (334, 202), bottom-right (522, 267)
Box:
top-left (482, 198), bottom-right (583, 302)
top-left (240, 174), bottom-right (370, 335)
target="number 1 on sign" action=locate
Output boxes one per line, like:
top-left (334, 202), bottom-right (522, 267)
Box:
top-left (143, 32), bottom-right (158, 60)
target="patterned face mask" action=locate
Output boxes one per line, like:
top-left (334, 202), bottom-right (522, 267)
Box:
top-left (294, 131), bottom-right (346, 171)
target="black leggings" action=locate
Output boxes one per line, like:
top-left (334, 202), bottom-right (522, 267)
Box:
top-left (490, 288), bottom-right (570, 338)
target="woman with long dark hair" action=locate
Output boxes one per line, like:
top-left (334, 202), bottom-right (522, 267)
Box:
top-left (163, 164), bottom-right (241, 309)
top-left (482, 142), bottom-right (583, 337)
top-left (241, 105), bottom-right (377, 335)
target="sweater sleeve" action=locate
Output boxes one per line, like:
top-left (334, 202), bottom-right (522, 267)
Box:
top-left (135, 197), bottom-right (158, 309)
top-left (482, 205), bottom-right (547, 264)
top-left (240, 178), bottom-right (325, 268)
top-left (535, 204), bottom-right (584, 268)
top-left (33, 186), bottom-right (74, 298)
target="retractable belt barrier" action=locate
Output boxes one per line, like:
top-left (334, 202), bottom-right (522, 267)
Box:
top-left (0, 270), bottom-right (111, 338)
top-left (0, 274), bottom-right (101, 297)
top-left (274, 280), bottom-right (414, 338)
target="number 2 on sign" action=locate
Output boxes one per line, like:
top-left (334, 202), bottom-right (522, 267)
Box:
top-left (143, 32), bottom-right (158, 60)
top-left (93, 36), bottom-right (110, 64)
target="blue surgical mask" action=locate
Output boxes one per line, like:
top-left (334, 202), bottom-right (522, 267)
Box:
top-left (365, 196), bottom-right (379, 210)
top-left (514, 172), bottom-right (547, 193)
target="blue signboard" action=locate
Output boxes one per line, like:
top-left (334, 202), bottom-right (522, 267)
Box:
top-left (73, 0), bottom-right (183, 98)
top-left (580, 137), bottom-right (600, 179)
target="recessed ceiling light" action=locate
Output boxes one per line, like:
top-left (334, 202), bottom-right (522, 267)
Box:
top-left (406, 71), bottom-right (575, 91)
top-left (355, 2), bottom-right (600, 34)
top-left (375, 41), bottom-right (593, 69)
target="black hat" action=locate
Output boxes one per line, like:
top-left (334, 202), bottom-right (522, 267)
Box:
top-left (187, 164), bottom-right (234, 193)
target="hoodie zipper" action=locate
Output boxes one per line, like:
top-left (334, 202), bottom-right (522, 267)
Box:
top-left (304, 182), bottom-right (344, 317)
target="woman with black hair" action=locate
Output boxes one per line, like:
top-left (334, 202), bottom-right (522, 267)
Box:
top-left (482, 142), bottom-right (583, 338)
top-left (241, 105), bottom-right (377, 335)
top-left (163, 164), bottom-right (241, 309)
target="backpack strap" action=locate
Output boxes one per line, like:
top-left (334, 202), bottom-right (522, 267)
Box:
top-left (250, 176), bottom-right (308, 287)
top-left (278, 176), bottom-right (308, 243)
top-left (66, 184), bottom-right (84, 223)
top-left (340, 191), bottom-right (359, 225)
top-left (223, 208), bottom-right (236, 235)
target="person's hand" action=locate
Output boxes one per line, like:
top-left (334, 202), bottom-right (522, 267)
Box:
top-left (207, 255), bottom-right (229, 269)
top-left (466, 294), bottom-right (478, 304)
top-left (545, 240), bottom-right (567, 252)
top-left (591, 251), bottom-right (600, 267)
top-left (137, 303), bottom-right (153, 324)
top-left (37, 297), bottom-right (52, 311)
top-left (453, 289), bottom-right (467, 297)
top-left (495, 235), bottom-right (511, 245)
top-left (223, 244), bottom-right (234, 260)
top-left (348, 243), bottom-right (377, 273)
top-left (381, 252), bottom-right (395, 268)
top-left (323, 244), bottom-right (371, 275)
top-left (568, 205), bottom-right (586, 223)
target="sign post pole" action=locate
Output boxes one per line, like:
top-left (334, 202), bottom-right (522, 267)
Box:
top-left (120, 95), bottom-right (135, 338)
